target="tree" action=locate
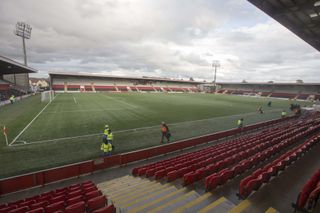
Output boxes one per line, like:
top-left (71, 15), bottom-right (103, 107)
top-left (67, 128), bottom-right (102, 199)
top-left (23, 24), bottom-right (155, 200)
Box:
top-left (189, 77), bottom-right (194, 81)
top-left (242, 79), bottom-right (247, 83)
top-left (296, 79), bottom-right (304, 84)
top-left (267, 81), bottom-right (274, 83)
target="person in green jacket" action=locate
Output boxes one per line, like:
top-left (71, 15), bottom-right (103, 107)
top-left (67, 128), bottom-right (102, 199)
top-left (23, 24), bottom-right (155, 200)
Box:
top-left (237, 118), bottom-right (244, 128)
top-left (9, 95), bottom-right (15, 104)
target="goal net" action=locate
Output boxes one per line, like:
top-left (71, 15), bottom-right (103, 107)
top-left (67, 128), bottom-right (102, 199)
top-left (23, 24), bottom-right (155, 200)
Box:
top-left (41, 90), bottom-right (55, 102)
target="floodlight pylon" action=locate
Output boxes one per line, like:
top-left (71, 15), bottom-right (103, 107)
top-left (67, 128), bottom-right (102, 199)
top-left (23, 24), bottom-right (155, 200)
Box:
top-left (14, 22), bottom-right (32, 66)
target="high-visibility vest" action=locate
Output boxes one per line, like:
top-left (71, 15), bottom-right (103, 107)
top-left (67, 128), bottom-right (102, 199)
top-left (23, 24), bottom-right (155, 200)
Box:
top-left (9, 96), bottom-right (15, 101)
top-left (103, 128), bottom-right (109, 135)
top-left (282, 111), bottom-right (287, 116)
top-left (107, 132), bottom-right (113, 141)
top-left (101, 143), bottom-right (112, 152)
top-left (237, 120), bottom-right (243, 125)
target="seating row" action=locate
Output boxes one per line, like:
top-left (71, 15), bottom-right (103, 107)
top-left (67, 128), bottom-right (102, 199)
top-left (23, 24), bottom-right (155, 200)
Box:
top-left (132, 123), bottom-right (288, 177)
top-left (51, 84), bottom-right (200, 93)
top-left (0, 181), bottom-right (115, 213)
top-left (293, 169), bottom-right (320, 212)
top-left (188, 123), bottom-right (311, 186)
top-left (133, 118), bottom-right (316, 185)
top-left (239, 133), bottom-right (320, 199)
top-left (204, 122), bottom-right (320, 191)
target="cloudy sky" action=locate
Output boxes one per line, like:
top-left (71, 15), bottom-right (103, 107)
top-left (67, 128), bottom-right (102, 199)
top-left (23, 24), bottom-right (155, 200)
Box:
top-left (0, 0), bottom-right (319, 82)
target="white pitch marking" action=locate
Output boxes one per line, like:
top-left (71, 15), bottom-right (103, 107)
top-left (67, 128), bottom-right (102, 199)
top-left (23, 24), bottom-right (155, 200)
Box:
top-left (44, 108), bottom-right (124, 114)
top-left (101, 93), bottom-right (138, 108)
top-left (10, 109), bottom-right (281, 147)
top-left (73, 96), bottom-right (78, 104)
top-left (9, 94), bottom-right (59, 146)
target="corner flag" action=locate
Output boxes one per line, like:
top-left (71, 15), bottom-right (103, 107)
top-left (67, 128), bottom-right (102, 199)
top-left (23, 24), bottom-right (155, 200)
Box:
top-left (3, 126), bottom-right (8, 146)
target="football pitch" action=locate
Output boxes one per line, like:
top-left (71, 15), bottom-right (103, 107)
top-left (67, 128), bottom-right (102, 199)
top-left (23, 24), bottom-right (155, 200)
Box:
top-left (0, 92), bottom-right (307, 178)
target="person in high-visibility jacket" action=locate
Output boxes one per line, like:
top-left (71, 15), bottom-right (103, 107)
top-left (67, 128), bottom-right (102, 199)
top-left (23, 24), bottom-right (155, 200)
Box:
top-left (106, 129), bottom-right (113, 143)
top-left (237, 118), bottom-right (244, 128)
top-left (103, 125), bottom-right (110, 136)
top-left (9, 95), bottom-right (15, 104)
top-left (281, 110), bottom-right (287, 118)
top-left (101, 140), bottom-right (112, 156)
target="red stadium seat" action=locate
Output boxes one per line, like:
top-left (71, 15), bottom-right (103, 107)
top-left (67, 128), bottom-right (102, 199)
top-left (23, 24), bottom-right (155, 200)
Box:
top-left (29, 201), bottom-right (49, 210)
top-left (67, 195), bottom-right (84, 205)
top-left (82, 180), bottom-right (94, 186)
top-left (87, 195), bottom-right (107, 212)
top-left (206, 174), bottom-right (221, 191)
top-left (45, 201), bottom-right (65, 213)
top-left (155, 169), bottom-right (166, 180)
top-left (219, 168), bottom-right (234, 184)
top-left (85, 190), bottom-right (103, 201)
top-left (167, 170), bottom-right (178, 182)
top-left (183, 172), bottom-right (196, 186)
top-left (0, 206), bottom-right (16, 213)
top-left (68, 190), bottom-right (83, 199)
top-left (65, 201), bottom-right (86, 213)
top-left (92, 205), bottom-right (116, 213)
top-left (50, 195), bottom-right (65, 204)
top-left (8, 206), bottom-right (29, 213)
top-left (26, 207), bottom-right (45, 213)
top-left (145, 168), bottom-right (156, 177)
top-left (84, 186), bottom-right (98, 194)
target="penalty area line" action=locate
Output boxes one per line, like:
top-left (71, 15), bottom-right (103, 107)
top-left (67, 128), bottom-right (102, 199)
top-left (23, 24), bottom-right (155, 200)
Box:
top-left (9, 94), bottom-right (59, 146)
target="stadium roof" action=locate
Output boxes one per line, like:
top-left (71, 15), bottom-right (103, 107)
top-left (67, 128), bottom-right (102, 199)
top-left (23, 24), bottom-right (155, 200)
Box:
top-left (0, 55), bottom-right (37, 75)
top-left (49, 72), bottom-right (204, 84)
top-left (248, 0), bottom-right (320, 51)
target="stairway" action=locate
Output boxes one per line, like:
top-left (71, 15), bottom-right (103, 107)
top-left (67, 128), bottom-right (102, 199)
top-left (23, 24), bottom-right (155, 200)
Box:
top-left (97, 176), bottom-right (255, 213)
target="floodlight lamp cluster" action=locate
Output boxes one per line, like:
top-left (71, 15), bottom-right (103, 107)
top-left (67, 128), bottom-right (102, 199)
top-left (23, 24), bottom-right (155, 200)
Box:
top-left (14, 22), bottom-right (32, 39)
top-left (212, 60), bottom-right (220, 67)
top-left (310, 1), bottom-right (320, 18)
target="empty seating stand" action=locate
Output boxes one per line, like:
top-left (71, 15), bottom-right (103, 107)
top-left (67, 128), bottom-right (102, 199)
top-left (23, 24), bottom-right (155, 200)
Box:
top-left (239, 132), bottom-right (320, 199)
top-left (0, 181), bottom-right (115, 213)
top-left (293, 169), bottom-right (320, 212)
top-left (270, 92), bottom-right (297, 99)
top-left (132, 117), bottom-right (320, 193)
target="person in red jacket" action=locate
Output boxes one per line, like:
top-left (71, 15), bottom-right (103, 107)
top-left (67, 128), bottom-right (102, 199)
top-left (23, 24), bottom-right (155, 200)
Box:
top-left (160, 122), bottom-right (171, 144)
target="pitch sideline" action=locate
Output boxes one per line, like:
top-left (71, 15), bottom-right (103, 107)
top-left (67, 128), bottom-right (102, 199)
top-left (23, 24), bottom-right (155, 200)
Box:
top-left (9, 94), bottom-right (59, 146)
top-left (10, 109), bottom-right (281, 147)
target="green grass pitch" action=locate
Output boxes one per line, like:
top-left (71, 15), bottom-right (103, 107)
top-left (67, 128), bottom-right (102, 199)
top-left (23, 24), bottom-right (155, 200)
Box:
top-left (0, 92), bottom-right (308, 178)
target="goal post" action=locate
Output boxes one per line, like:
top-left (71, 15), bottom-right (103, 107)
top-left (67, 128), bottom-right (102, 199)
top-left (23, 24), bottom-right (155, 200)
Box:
top-left (41, 90), bottom-right (55, 102)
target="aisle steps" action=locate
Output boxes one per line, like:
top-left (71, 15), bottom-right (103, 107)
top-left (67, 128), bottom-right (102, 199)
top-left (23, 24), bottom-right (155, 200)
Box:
top-left (98, 176), bottom-right (280, 213)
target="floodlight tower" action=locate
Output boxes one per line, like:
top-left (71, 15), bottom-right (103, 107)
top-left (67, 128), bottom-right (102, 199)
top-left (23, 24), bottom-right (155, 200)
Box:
top-left (14, 22), bottom-right (32, 66)
top-left (212, 60), bottom-right (220, 91)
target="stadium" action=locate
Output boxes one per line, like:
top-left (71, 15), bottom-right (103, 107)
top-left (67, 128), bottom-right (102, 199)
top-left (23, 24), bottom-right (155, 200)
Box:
top-left (1, 0), bottom-right (320, 213)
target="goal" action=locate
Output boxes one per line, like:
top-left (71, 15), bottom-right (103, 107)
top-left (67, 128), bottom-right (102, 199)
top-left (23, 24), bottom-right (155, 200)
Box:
top-left (41, 90), bottom-right (55, 102)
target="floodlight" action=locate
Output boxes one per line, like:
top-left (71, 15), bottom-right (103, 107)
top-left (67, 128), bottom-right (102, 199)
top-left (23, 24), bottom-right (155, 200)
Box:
top-left (212, 60), bottom-right (220, 85)
top-left (14, 22), bottom-right (32, 66)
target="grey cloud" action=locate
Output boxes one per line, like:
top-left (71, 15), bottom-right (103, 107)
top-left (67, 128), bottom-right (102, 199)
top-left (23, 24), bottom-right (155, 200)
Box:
top-left (0, 0), bottom-right (320, 82)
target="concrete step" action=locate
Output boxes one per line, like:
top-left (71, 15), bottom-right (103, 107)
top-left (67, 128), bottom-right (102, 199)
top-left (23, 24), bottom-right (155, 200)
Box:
top-left (105, 178), bottom-right (155, 197)
top-left (265, 207), bottom-right (279, 213)
top-left (198, 197), bottom-right (235, 213)
top-left (98, 176), bottom-right (146, 195)
top-left (119, 185), bottom-right (176, 210)
top-left (112, 182), bottom-right (170, 204)
top-left (127, 187), bottom-right (189, 213)
top-left (229, 200), bottom-right (251, 213)
top-left (97, 175), bottom-right (131, 188)
top-left (172, 192), bottom-right (215, 213)
top-left (148, 190), bottom-right (200, 213)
